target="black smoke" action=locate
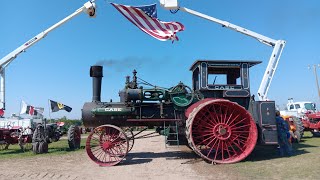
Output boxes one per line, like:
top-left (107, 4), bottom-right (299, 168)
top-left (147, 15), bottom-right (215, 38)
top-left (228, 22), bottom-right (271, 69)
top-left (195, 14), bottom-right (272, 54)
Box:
top-left (95, 57), bottom-right (149, 72)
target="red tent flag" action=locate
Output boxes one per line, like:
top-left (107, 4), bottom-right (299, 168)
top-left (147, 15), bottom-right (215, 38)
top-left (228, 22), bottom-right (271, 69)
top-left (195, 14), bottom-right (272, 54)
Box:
top-left (111, 3), bottom-right (184, 41)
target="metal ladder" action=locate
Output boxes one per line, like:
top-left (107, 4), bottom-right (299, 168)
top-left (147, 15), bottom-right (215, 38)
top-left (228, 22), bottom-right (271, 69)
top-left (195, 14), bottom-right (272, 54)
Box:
top-left (164, 120), bottom-right (179, 147)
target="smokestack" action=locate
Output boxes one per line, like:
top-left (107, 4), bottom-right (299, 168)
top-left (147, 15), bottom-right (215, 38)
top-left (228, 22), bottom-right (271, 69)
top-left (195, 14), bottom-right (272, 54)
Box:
top-left (90, 66), bottom-right (103, 102)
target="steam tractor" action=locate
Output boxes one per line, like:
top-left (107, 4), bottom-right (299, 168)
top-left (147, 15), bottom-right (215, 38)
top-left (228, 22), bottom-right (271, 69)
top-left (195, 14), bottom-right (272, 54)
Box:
top-left (82, 60), bottom-right (279, 166)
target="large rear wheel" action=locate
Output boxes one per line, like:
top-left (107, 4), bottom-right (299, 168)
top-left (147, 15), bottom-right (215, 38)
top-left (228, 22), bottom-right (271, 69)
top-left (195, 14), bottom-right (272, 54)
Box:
top-left (86, 125), bottom-right (129, 166)
top-left (186, 99), bottom-right (258, 164)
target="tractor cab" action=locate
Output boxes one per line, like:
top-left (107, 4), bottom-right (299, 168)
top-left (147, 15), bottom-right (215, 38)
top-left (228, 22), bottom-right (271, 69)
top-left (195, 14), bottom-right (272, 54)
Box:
top-left (190, 60), bottom-right (278, 145)
top-left (190, 60), bottom-right (261, 109)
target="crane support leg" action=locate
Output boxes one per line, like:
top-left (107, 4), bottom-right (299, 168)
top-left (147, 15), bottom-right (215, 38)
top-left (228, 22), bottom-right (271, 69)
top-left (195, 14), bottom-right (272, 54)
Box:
top-left (257, 40), bottom-right (286, 101)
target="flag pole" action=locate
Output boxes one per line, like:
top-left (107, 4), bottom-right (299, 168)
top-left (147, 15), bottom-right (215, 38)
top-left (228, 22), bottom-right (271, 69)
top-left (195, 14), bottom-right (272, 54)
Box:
top-left (48, 99), bottom-right (52, 123)
top-left (19, 99), bottom-right (22, 117)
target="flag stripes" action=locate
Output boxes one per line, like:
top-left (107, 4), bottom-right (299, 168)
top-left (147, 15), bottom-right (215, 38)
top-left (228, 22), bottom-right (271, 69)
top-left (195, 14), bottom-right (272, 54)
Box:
top-left (111, 3), bottom-right (184, 41)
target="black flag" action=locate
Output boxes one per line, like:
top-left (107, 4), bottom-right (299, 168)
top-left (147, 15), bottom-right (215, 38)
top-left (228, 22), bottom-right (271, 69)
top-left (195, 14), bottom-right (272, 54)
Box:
top-left (50, 100), bottom-right (72, 112)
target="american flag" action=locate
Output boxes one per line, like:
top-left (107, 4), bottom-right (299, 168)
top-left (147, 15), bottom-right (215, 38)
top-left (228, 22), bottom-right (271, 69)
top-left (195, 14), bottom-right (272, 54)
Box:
top-left (111, 3), bottom-right (184, 41)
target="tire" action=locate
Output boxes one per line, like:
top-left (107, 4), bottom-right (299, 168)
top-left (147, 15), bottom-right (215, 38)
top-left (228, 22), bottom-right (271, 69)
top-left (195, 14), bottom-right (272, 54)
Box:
top-left (39, 141), bottom-right (48, 153)
top-left (51, 132), bottom-right (60, 142)
top-left (32, 124), bottom-right (47, 154)
top-left (292, 131), bottom-right (301, 143)
top-left (32, 124), bottom-right (46, 142)
top-left (68, 125), bottom-right (81, 150)
top-left (32, 141), bottom-right (40, 154)
top-left (311, 130), bottom-right (320, 137)
top-left (292, 117), bottom-right (304, 139)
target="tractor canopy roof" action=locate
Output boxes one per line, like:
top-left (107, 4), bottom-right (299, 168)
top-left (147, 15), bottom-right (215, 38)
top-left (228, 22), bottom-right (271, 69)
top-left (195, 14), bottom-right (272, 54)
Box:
top-left (190, 60), bottom-right (262, 71)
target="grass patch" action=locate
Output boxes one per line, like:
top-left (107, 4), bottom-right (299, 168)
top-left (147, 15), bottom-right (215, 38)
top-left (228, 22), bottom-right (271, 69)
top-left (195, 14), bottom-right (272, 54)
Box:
top-left (228, 131), bottom-right (320, 179)
top-left (0, 137), bottom-right (86, 160)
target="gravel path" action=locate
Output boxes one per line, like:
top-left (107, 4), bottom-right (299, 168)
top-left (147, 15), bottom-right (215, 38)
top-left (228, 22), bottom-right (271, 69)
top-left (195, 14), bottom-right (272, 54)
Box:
top-left (0, 132), bottom-right (239, 180)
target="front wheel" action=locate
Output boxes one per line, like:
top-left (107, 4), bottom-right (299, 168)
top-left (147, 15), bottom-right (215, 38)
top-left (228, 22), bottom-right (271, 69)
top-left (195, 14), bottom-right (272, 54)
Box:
top-left (86, 125), bottom-right (129, 166)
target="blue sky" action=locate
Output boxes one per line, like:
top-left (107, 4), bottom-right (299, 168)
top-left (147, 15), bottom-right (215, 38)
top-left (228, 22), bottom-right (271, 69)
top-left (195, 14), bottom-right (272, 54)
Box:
top-left (1, 0), bottom-right (320, 119)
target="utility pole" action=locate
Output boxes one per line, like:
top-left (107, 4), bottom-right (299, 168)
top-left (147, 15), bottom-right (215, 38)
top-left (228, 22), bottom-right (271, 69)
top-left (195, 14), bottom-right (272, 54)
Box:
top-left (308, 64), bottom-right (320, 101)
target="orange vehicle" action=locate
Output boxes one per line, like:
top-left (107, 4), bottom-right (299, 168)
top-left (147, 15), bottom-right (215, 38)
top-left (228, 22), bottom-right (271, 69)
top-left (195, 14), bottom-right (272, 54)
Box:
top-left (281, 115), bottom-right (304, 143)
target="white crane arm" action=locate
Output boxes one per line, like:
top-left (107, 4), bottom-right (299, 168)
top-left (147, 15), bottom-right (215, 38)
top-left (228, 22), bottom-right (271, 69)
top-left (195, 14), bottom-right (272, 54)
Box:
top-left (0, 1), bottom-right (96, 69)
top-left (0, 1), bottom-right (96, 111)
top-left (160, 0), bottom-right (286, 101)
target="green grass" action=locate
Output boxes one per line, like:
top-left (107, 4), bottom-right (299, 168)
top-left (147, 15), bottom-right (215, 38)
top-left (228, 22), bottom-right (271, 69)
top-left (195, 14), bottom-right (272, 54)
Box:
top-left (0, 137), bottom-right (86, 159)
top-left (227, 131), bottom-right (320, 179)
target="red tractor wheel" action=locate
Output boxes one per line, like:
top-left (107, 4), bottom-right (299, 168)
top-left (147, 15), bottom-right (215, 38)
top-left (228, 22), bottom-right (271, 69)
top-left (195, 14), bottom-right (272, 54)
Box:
top-left (86, 125), bottom-right (129, 166)
top-left (186, 99), bottom-right (258, 164)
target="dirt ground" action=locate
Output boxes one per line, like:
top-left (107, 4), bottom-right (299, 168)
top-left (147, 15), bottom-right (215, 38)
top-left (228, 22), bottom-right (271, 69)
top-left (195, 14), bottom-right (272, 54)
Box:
top-left (0, 132), bottom-right (242, 180)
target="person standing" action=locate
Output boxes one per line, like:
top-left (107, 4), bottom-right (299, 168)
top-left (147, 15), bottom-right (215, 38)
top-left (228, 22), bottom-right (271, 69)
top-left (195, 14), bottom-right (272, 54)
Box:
top-left (275, 111), bottom-right (293, 156)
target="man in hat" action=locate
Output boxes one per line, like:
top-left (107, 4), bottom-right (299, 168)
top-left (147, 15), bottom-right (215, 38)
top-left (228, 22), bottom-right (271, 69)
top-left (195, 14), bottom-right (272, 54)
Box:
top-left (275, 111), bottom-right (293, 156)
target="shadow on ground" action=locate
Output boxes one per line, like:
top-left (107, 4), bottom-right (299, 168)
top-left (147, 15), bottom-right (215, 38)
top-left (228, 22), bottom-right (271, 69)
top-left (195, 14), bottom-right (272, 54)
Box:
top-left (122, 150), bottom-right (201, 166)
top-left (244, 140), bottom-right (316, 162)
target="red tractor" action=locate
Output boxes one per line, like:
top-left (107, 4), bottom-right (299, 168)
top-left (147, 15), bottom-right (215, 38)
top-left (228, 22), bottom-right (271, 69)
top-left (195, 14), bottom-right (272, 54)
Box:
top-left (302, 112), bottom-right (320, 137)
top-left (0, 126), bottom-right (32, 151)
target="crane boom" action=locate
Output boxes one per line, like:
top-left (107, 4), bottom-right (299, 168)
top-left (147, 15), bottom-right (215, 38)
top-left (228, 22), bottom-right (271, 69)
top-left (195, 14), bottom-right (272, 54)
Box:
top-left (160, 0), bottom-right (286, 101)
top-left (0, 1), bottom-right (96, 111)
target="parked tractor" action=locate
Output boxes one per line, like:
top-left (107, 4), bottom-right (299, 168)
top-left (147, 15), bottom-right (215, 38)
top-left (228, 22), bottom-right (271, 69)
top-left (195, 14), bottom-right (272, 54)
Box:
top-left (0, 114), bottom-right (79, 153)
top-left (82, 60), bottom-right (280, 166)
top-left (301, 112), bottom-right (320, 137)
top-left (281, 115), bottom-right (304, 143)
top-left (280, 98), bottom-right (317, 138)
top-left (0, 126), bottom-right (32, 151)
top-left (32, 120), bottom-right (81, 153)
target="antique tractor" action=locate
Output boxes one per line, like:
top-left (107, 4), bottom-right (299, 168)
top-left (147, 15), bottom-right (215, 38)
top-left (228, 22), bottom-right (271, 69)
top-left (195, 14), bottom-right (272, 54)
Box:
top-left (32, 121), bottom-right (81, 153)
top-left (82, 60), bottom-right (279, 166)
top-left (301, 112), bottom-right (320, 137)
top-left (0, 126), bottom-right (32, 151)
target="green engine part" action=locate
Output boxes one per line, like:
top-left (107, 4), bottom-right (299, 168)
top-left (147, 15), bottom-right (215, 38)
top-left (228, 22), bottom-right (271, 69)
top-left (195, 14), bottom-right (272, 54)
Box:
top-left (169, 82), bottom-right (194, 107)
top-left (159, 127), bottom-right (170, 136)
top-left (172, 95), bottom-right (192, 107)
top-left (143, 89), bottom-right (168, 101)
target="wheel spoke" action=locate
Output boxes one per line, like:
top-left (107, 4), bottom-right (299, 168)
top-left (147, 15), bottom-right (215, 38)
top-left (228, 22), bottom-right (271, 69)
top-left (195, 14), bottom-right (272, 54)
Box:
top-left (205, 105), bottom-right (220, 125)
top-left (231, 123), bottom-right (251, 130)
top-left (214, 140), bottom-right (221, 161)
top-left (205, 137), bottom-right (219, 157)
top-left (197, 111), bottom-right (216, 128)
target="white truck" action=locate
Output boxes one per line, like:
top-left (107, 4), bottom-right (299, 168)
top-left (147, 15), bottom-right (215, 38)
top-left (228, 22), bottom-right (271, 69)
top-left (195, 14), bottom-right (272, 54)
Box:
top-left (280, 98), bottom-right (316, 118)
